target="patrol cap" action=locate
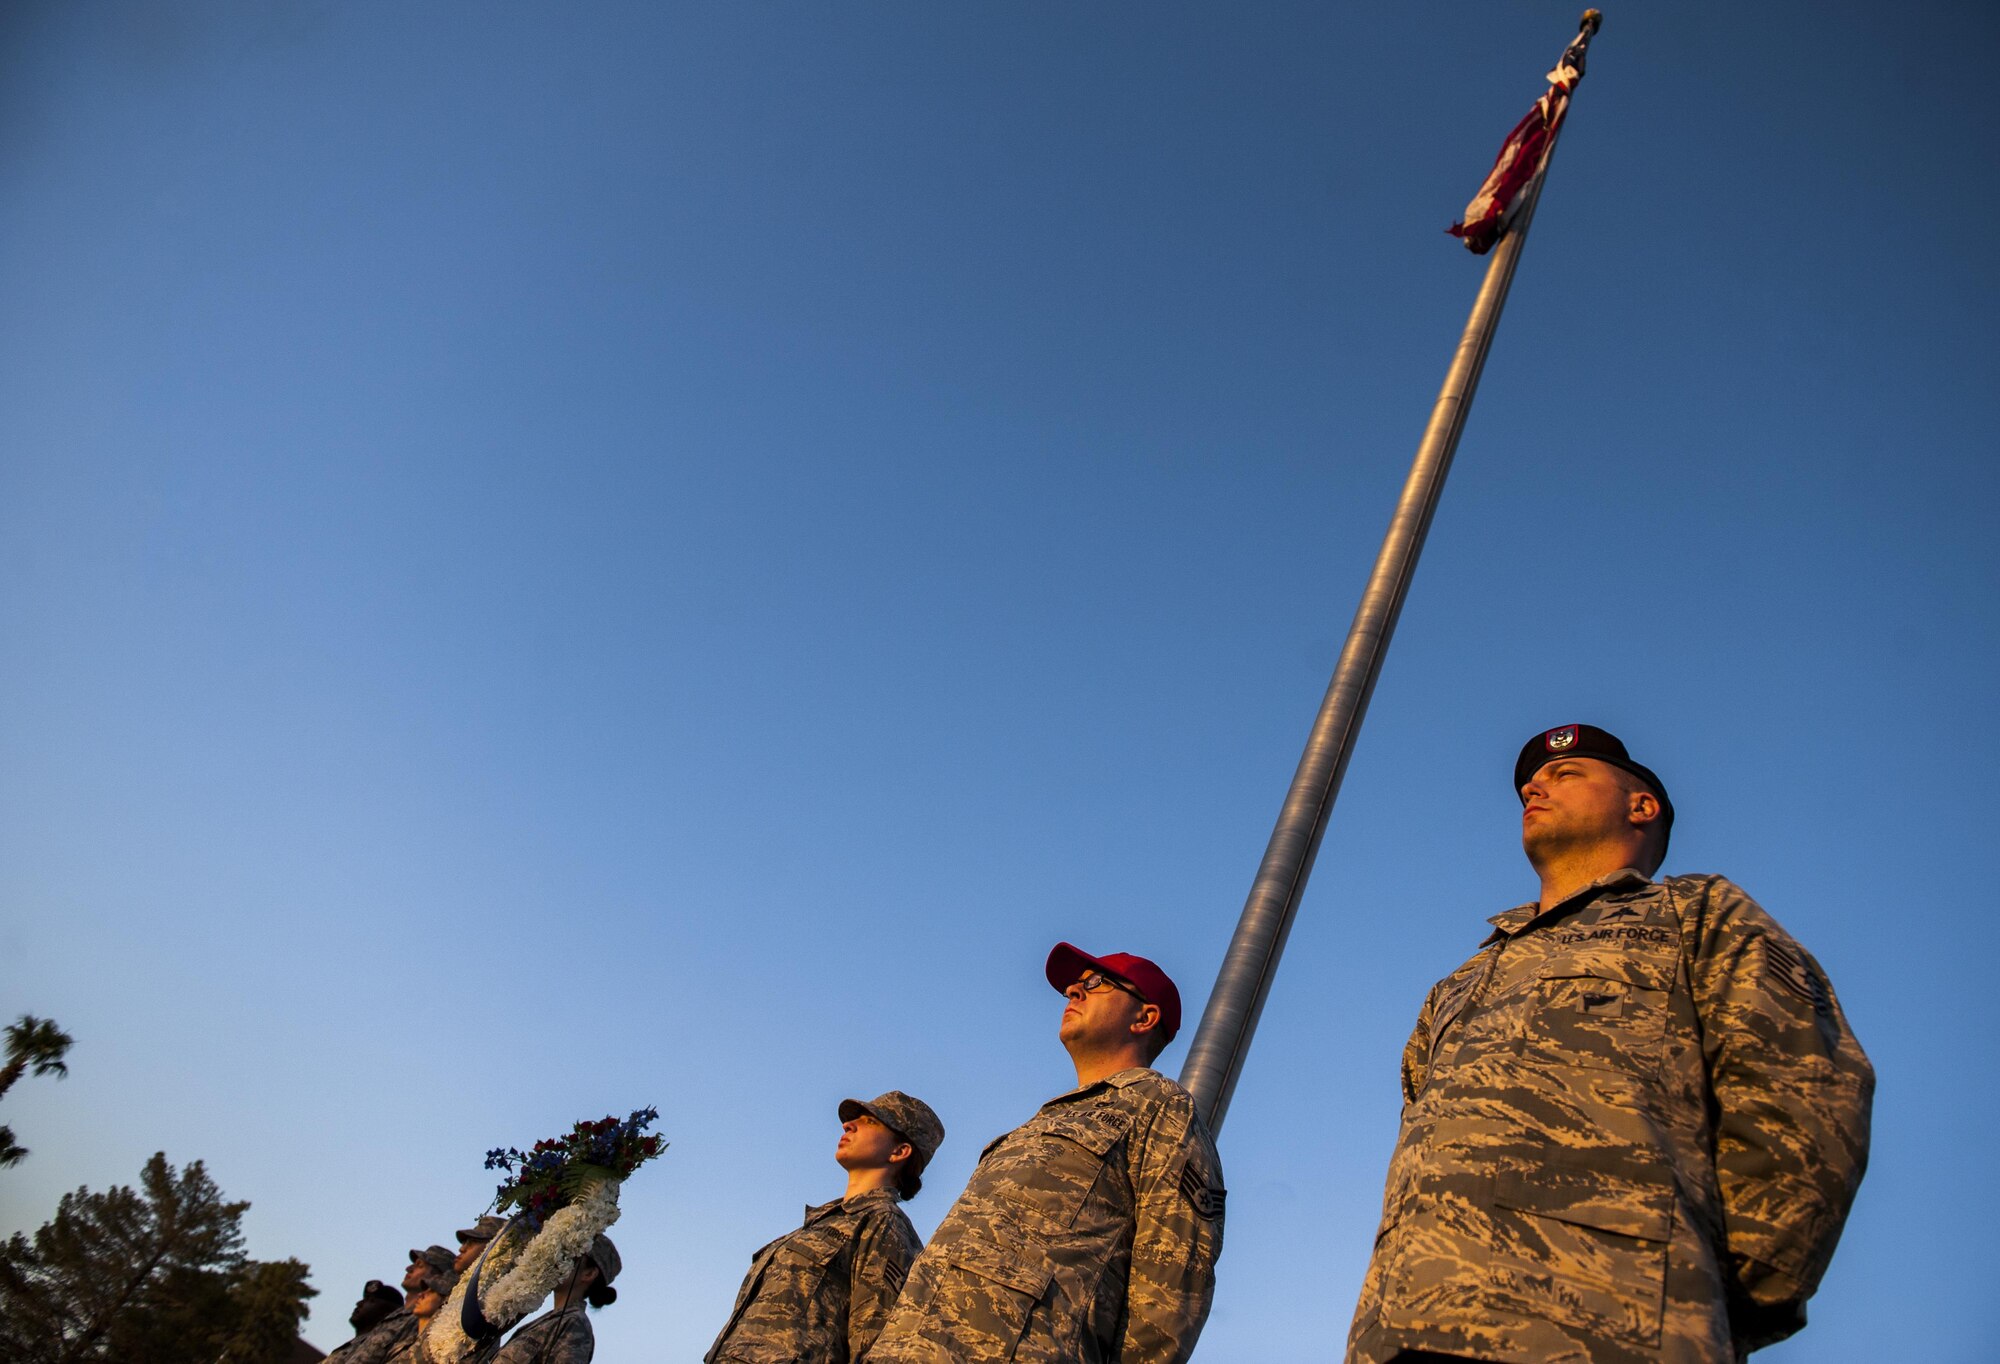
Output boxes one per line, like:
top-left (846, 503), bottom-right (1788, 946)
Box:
top-left (837, 1091), bottom-right (946, 1170)
top-left (455, 1214), bottom-right (507, 1245)
top-left (585, 1233), bottom-right (620, 1286)
top-left (405, 1245), bottom-right (459, 1296)
top-left (1514, 723), bottom-right (1675, 850)
top-left (1045, 943), bottom-right (1183, 1044)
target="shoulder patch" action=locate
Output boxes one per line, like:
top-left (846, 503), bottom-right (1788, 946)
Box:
top-left (1762, 936), bottom-right (1830, 1014)
top-left (1178, 1163), bottom-right (1226, 1221)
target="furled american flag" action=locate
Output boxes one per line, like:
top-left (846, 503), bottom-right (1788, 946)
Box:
top-left (1449, 11), bottom-right (1601, 255)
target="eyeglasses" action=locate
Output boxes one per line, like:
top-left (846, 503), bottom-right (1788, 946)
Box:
top-left (1074, 970), bottom-right (1145, 1002)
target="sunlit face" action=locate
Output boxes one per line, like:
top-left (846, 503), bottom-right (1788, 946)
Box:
top-left (452, 1239), bottom-right (487, 1273)
top-left (1520, 756), bottom-right (1646, 858)
top-left (408, 1287), bottom-right (445, 1321)
top-left (1059, 970), bottom-right (1149, 1052)
top-left (401, 1258), bottom-right (430, 1292)
top-left (836, 1111), bottom-right (910, 1173)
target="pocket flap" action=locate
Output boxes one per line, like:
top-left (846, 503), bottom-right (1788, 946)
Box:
top-left (1537, 954), bottom-right (1671, 992)
top-left (779, 1227), bottom-right (847, 1268)
top-left (1038, 1105), bottom-right (1130, 1157)
top-left (945, 1241), bottom-right (1053, 1299)
top-left (1493, 1168), bottom-right (1673, 1243)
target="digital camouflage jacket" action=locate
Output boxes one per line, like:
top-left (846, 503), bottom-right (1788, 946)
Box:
top-left (863, 1067), bottom-right (1225, 1364)
top-left (707, 1188), bottom-right (923, 1364)
top-left (491, 1306), bottom-right (593, 1364)
top-left (336, 1308), bottom-right (417, 1364)
top-left (1347, 872), bottom-right (1874, 1364)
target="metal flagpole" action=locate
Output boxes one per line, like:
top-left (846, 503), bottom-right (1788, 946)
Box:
top-left (1179, 11), bottom-right (1603, 1135)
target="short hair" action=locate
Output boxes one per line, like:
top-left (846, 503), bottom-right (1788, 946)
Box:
top-left (1612, 767), bottom-right (1669, 875)
top-left (1136, 1007), bottom-right (1172, 1064)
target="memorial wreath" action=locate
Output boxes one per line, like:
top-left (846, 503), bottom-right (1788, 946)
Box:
top-left (428, 1106), bottom-right (665, 1364)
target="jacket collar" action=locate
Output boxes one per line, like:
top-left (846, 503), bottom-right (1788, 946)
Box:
top-left (1047, 1065), bottom-right (1155, 1106)
top-left (803, 1187), bottom-right (902, 1223)
top-left (1484, 867), bottom-right (1653, 940)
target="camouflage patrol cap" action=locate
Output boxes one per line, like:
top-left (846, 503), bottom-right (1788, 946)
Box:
top-left (405, 1245), bottom-right (459, 1296)
top-left (584, 1233), bottom-right (620, 1286)
top-left (1515, 723), bottom-right (1675, 851)
top-left (454, 1214), bottom-right (507, 1245)
top-left (1046, 943), bottom-right (1183, 1043)
top-left (837, 1091), bottom-right (946, 1170)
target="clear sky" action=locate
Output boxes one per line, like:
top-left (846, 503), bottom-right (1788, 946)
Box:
top-left (2, 3), bottom-right (1994, 1360)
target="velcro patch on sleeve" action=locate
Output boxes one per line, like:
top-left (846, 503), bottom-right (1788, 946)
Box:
top-left (1762, 936), bottom-right (1830, 1014)
top-left (1178, 1163), bottom-right (1227, 1221)
top-left (883, 1258), bottom-right (906, 1294)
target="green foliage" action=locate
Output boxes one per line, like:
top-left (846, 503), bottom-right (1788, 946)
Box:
top-left (1, 1015), bottom-right (75, 1094)
top-left (0, 1014), bottom-right (76, 1167)
top-left (0, 1152), bottom-right (315, 1364)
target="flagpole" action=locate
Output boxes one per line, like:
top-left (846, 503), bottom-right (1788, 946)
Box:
top-left (1179, 12), bottom-right (1601, 1136)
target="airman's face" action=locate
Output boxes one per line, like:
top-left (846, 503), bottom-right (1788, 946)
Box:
top-left (400, 1259), bottom-right (429, 1292)
top-left (1520, 756), bottom-right (1642, 855)
top-left (836, 1111), bottom-right (914, 1175)
top-left (1059, 970), bottom-right (1149, 1052)
top-left (452, 1240), bottom-right (486, 1273)
top-left (408, 1287), bottom-right (444, 1321)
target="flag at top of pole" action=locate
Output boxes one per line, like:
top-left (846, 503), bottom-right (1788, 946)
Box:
top-left (1178, 11), bottom-right (1608, 1136)
top-left (1448, 9), bottom-right (1603, 254)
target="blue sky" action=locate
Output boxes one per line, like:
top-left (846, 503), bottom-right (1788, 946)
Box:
top-left (2, 3), bottom-right (1994, 1360)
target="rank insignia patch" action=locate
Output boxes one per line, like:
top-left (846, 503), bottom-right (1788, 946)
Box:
top-left (1763, 936), bottom-right (1831, 1014)
top-left (1179, 1165), bottom-right (1226, 1221)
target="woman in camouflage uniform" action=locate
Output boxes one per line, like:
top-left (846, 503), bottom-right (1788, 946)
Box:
top-left (486, 1234), bottom-right (618, 1364)
top-left (705, 1090), bottom-right (944, 1364)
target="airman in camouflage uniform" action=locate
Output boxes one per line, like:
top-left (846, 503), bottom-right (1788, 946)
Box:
top-left (1348, 725), bottom-right (1873, 1364)
top-left (490, 1233), bottom-right (618, 1364)
top-left (707, 1090), bottom-right (943, 1363)
top-left (323, 1280), bottom-right (405, 1364)
top-left (865, 944), bottom-right (1225, 1364)
top-left (341, 1246), bottom-right (456, 1364)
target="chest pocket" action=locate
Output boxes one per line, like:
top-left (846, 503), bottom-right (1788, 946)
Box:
top-left (998, 1103), bottom-right (1131, 1236)
top-left (773, 1224), bottom-right (847, 1277)
top-left (1525, 953), bottom-right (1672, 1075)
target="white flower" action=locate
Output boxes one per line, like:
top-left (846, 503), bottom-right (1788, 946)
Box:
top-left (426, 1179), bottom-right (622, 1364)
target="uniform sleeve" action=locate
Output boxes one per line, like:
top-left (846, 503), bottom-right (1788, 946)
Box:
top-left (845, 1209), bottom-right (918, 1361)
top-left (1683, 876), bottom-right (1874, 1351)
top-left (1118, 1088), bottom-right (1225, 1364)
top-left (1399, 981), bottom-right (1442, 1104)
